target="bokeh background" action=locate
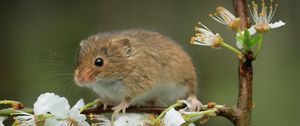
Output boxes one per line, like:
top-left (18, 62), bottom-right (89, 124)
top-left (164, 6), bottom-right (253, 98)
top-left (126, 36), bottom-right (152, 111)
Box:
top-left (0, 0), bottom-right (299, 125)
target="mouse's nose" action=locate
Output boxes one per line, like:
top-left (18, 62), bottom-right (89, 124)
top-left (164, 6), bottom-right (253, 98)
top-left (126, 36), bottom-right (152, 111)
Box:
top-left (74, 68), bottom-right (94, 85)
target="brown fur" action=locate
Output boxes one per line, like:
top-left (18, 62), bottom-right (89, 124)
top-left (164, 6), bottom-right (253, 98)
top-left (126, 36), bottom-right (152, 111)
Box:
top-left (75, 29), bottom-right (201, 115)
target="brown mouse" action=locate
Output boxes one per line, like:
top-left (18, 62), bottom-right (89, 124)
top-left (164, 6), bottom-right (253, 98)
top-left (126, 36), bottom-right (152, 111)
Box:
top-left (74, 29), bottom-right (202, 117)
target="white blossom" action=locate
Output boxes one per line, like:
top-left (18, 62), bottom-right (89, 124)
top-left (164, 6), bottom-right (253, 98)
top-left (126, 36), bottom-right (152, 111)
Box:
top-left (33, 92), bottom-right (89, 126)
top-left (210, 6), bottom-right (240, 31)
top-left (54, 109), bottom-right (89, 126)
top-left (163, 108), bottom-right (185, 126)
top-left (0, 117), bottom-right (7, 126)
top-left (89, 114), bottom-right (112, 126)
top-left (191, 22), bottom-right (223, 48)
top-left (34, 92), bottom-right (70, 118)
top-left (248, 0), bottom-right (285, 33)
top-left (14, 111), bottom-right (36, 126)
top-left (114, 114), bottom-right (145, 126)
top-left (90, 114), bottom-right (146, 126)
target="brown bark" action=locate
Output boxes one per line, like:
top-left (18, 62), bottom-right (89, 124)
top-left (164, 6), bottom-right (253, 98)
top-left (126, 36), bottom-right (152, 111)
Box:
top-left (233, 0), bottom-right (253, 126)
top-left (233, 0), bottom-right (251, 29)
top-left (235, 52), bottom-right (254, 126)
top-left (81, 105), bottom-right (237, 123)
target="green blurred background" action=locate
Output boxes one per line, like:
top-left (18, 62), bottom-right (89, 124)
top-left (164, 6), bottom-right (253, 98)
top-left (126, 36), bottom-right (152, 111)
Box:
top-left (0, 0), bottom-right (298, 125)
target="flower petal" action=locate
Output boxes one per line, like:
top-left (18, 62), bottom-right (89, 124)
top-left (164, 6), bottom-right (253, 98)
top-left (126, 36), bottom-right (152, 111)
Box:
top-left (44, 118), bottom-right (59, 126)
top-left (236, 40), bottom-right (243, 49)
top-left (0, 117), bottom-right (7, 126)
top-left (269, 20), bottom-right (286, 29)
top-left (34, 92), bottom-right (70, 118)
top-left (79, 121), bottom-right (90, 126)
top-left (68, 109), bottom-right (87, 122)
top-left (248, 26), bottom-right (256, 35)
top-left (191, 41), bottom-right (211, 46)
top-left (114, 113), bottom-right (146, 126)
top-left (71, 98), bottom-right (85, 110)
top-left (164, 108), bottom-right (185, 126)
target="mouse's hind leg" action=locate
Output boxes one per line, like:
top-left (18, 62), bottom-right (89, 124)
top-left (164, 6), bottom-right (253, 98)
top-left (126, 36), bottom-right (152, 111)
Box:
top-left (185, 77), bottom-right (202, 111)
top-left (187, 94), bottom-right (202, 111)
top-left (111, 97), bottom-right (130, 119)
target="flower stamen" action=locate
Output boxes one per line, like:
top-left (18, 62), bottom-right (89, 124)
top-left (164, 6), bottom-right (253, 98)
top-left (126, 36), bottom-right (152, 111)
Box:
top-left (248, 0), bottom-right (282, 33)
top-left (210, 6), bottom-right (240, 31)
top-left (190, 22), bottom-right (223, 49)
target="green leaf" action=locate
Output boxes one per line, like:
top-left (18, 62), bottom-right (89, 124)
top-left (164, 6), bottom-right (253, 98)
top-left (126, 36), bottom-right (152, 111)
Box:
top-left (243, 29), bottom-right (251, 51)
top-left (249, 34), bottom-right (262, 48)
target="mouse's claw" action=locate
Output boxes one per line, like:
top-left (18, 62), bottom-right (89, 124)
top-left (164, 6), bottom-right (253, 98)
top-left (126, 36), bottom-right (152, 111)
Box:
top-left (102, 100), bottom-right (112, 110)
top-left (187, 96), bottom-right (202, 112)
top-left (111, 99), bottom-right (129, 120)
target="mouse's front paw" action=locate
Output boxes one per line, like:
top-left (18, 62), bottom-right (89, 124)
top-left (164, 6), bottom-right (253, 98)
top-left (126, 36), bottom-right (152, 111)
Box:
top-left (187, 96), bottom-right (202, 112)
top-left (101, 100), bottom-right (112, 110)
top-left (111, 99), bottom-right (129, 119)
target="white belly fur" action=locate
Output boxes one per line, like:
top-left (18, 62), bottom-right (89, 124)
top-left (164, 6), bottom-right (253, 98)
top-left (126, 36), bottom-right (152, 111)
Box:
top-left (88, 80), bottom-right (188, 106)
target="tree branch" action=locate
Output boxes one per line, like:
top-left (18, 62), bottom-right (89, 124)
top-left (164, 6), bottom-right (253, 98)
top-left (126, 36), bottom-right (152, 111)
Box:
top-left (81, 105), bottom-right (237, 124)
top-left (232, 0), bottom-right (253, 126)
top-left (233, 0), bottom-right (250, 30)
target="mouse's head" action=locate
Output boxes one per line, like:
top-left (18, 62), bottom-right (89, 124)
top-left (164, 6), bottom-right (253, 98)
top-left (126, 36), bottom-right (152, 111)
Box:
top-left (74, 34), bottom-right (133, 86)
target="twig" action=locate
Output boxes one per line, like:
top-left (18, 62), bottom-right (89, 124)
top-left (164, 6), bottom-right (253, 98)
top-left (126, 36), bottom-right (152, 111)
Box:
top-left (232, 0), bottom-right (253, 126)
top-left (81, 105), bottom-right (166, 115)
top-left (81, 105), bottom-right (237, 123)
top-left (233, 0), bottom-right (250, 30)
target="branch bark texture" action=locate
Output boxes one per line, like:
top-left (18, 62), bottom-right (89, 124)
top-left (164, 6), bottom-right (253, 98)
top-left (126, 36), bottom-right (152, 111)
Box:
top-left (233, 0), bottom-right (253, 126)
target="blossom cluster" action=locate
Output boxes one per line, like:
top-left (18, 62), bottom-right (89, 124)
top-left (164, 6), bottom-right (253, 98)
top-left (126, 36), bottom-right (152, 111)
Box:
top-left (1, 93), bottom-right (89, 126)
top-left (0, 93), bottom-right (219, 126)
top-left (190, 0), bottom-right (285, 58)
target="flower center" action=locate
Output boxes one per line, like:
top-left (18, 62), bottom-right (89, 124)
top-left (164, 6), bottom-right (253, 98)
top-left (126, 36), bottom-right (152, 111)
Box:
top-left (254, 23), bottom-right (270, 34)
top-left (66, 117), bottom-right (80, 126)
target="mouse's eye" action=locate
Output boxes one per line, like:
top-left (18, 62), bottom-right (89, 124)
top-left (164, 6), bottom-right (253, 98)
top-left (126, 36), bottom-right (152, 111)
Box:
top-left (94, 58), bottom-right (104, 67)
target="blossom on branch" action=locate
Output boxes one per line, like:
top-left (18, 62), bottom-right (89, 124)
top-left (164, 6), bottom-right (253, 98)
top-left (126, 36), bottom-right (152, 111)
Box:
top-left (209, 6), bottom-right (241, 31)
top-left (191, 22), bottom-right (224, 49)
top-left (33, 93), bottom-right (89, 126)
top-left (14, 111), bottom-right (36, 126)
top-left (248, 0), bottom-right (285, 34)
top-left (0, 117), bottom-right (7, 126)
top-left (163, 108), bottom-right (185, 126)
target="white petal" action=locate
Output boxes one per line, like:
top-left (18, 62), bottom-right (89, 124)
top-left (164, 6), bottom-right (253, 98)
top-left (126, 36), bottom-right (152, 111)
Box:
top-left (188, 123), bottom-right (196, 126)
top-left (191, 41), bottom-right (211, 46)
top-left (236, 40), bottom-right (243, 49)
top-left (269, 20), bottom-right (286, 29)
top-left (79, 121), bottom-right (90, 126)
top-left (34, 92), bottom-right (70, 118)
top-left (164, 108), bottom-right (185, 126)
top-left (44, 118), bottom-right (59, 126)
top-left (93, 115), bottom-right (112, 126)
top-left (54, 121), bottom-right (65, 126)
top-left (0, 117), bottom-right (7, 126)
top-left (114, 113), bottom-right (146, 126)
top-left (237, 26), bottom-right (256, 37)
top-left (71, 99), bottom-right (85, 110)
top-left (248, 26), bottom-right (256, 35)
top-left (68, 109), bottom-right (87, 122)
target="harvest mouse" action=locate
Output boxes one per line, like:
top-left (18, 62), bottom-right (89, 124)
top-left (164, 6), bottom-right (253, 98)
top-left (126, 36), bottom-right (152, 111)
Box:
top-left (74, 29), bottom-right (202, 117)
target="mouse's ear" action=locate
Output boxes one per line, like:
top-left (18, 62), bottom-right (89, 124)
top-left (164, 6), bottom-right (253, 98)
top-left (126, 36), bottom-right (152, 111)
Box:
top-left (80, 40), bottom-right (87, 47)
top-left (113, 39), bottom-right (133, 57)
